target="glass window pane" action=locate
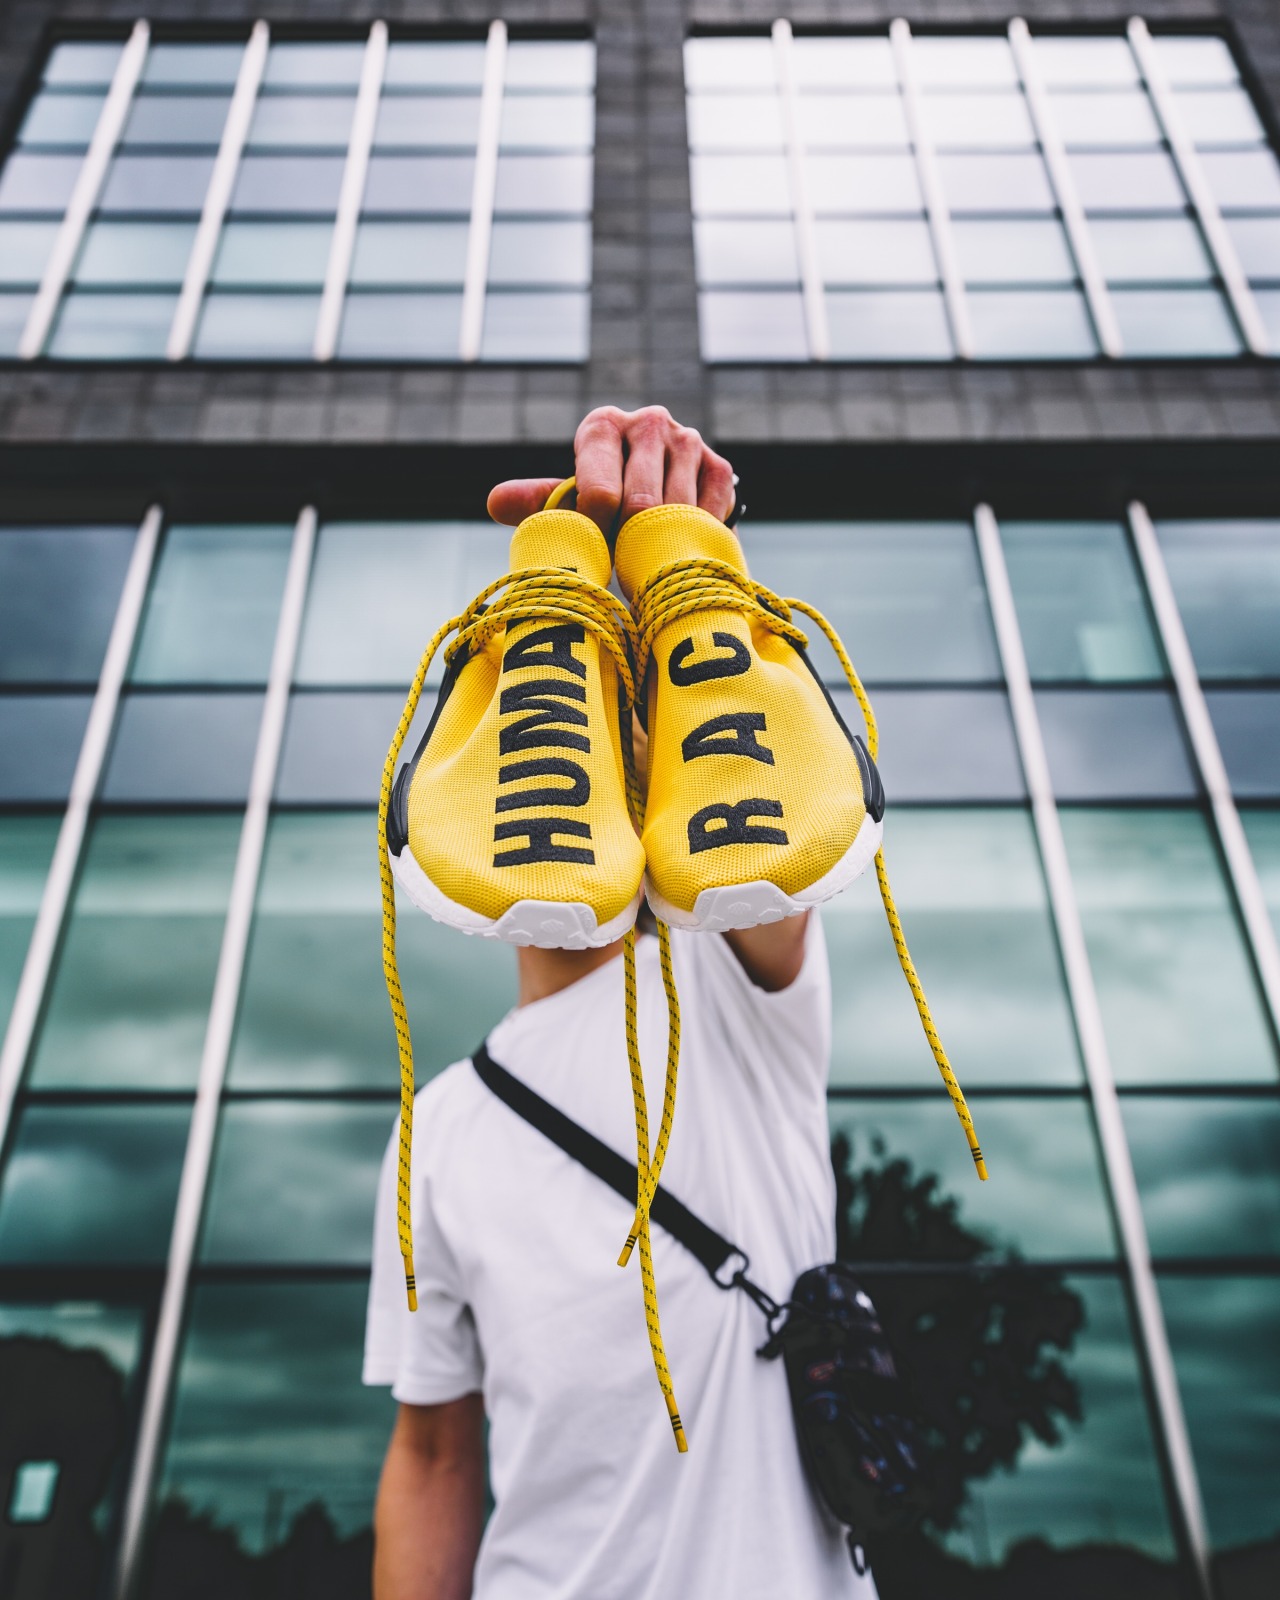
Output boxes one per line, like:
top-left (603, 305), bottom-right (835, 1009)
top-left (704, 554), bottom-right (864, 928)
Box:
top-left (1175, 87), bottom-right (1266, 147)
top-left (816, 220), bottom-right (936, 286)
top-left (1157, 521), bottom-right (1280, 679)
top-left (19, 91), bottom-right (106, 146)
top-left (373, 94), bottom-right (481, 149)
top-left (480, 289), bottom-right (588, 360)
top-left (499, 94), bottom-right (593, 152)
top-left (827, 289), bottom-right (954, 358)
top-left (29, 815), bottom-right (238, 1090)
top-left (0, 1104), bottom-right (188, 1263)
top-left (1224, 216), bottom-right (1280, 282)
top-left (193, 292), bottom-right (320, 358)
top-left (122, 93), bottom-right (232, 147)
top-left (384, 41), bottom-right (486, 89)
top-left (1047, 90), bottom-right (1163, 148)
top-left (1070, 150), bottom-right (1186, 211)
top-left (745, 521), bottom-right (1000, 683)
top-left (229, 155), bottom-right (345, 215)
top-left (938, 152), bottom-right (1055, 213)
top-left (1123, 1097), bottom-right (1280, 1258)
top-left (0, 696), bottom-right (92, 802)
top-left (210, 220), bottom-right (332, 287)
top-left (0, 153), bottom-right (86, 214)
top-left (1037, 689), bottom-right (1197, 800)
top-left (100, 693), bottom-right (262, 804)
top-left (689, 154), bottom-right (790, 217)
top-left (488, 219), bottom-right (591, 287)
top-left (0, 220), bottom-right (59, 284)
top-left (923, 92), bottom-right (1035, 149)
top-left (228, 813), bottom-right (515, 1089)
top-left (1159, 1276), bottom-right (1280, 1564)
top-left (338, 291), bottom-right (461, 358)
top-left (684, 37), bottom-right (776, 92)
top-left (493, 154), bottom-right (592, 214)
top-left (131, 524), bottom-right (293, 684)
top-left (1062, 808), bottom-right (1276, 1085)
top-left (98, 154), bottom-right (216, 213)
top-left (0, 525), bottom-right (135, 681)
top-left (274, 691), bottom-right (408, 805)
top-left (0, 291), bottom-right (32, 352)
top-left (830, 688), bottom-right (1025, 802)
top-left (1242, 812), bottom-right (1280, 941)
top-left (969, 288), bottom-right (1098, 359)
top-left (789, 37), bottom-right (896, 89)
top-left (0, 817), bottom-right (58, 1031)
top-left (694, 219), bottom-right (798, 285)
top-left (47, 291), bottom-right (175, 358)
top-left (75, 220), bottom-right (196, 286)
top-left (1151, 36), bottom-right (1239, 87)
top-left (824, 808), bottom-right (1080, 1087)
top-left (911, 37), bottom-right (1018, 88)
top-left (1112, 287), bottom-right (1242, 357)
top-left (1199, 149), bottom-right (1280, 211)
top-left (807, 154), bottom-right (923, 214)
top-left (794, 95), bottom-right (908, 150)
top-left (350, 220), bottom-right (468, 286)
top-left (1000, 521), bottom-right (1164, 682)
top-left (201, 1102), bottom-right (391, 1263)
top-left (1034, 38), bottom-right (1141, 88)
top-left (1204, 691), bottom-right (1280, 798)
top-left (247, 94), bottom-right (356, 150)
top-left (152, 1283), bottom-right (393, 1578)
top-left (954, 219), bottom-right (1075, 285)
top-left (831, 1096), bottom-right (1111, 1259)
top-left (1091, 216), bottom-right (1214, 284)
top-left (44, 42), bottom-right (125, 87)
top-left (698, 289), bottom-right (807, 360)
top-left (263, 43), bottom-right (366, 89)
top-left (686, 94), bottom-right (785, 153)
top-left (504, 41), bottom-right (596, 91)
top-left (363, 154), bottom-right (476, 215)
top-left (142, 44), bottom-right (246, 88)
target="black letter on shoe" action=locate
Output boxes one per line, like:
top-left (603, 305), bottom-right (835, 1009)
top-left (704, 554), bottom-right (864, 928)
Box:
top-left (503, 623), bottom-right (587, 679)
top-left (682, 712), bottom-right (775, 766)
top-left (495, 756), bottom-right (591, 811)
top-left (668, 633), bottom-right (751, 686)
top-left (499, 678), bottom-right (590, 755)
top-left (493, 818), bottom-right (595, 866)
top-left (687, 799), bottom-right (788, 855)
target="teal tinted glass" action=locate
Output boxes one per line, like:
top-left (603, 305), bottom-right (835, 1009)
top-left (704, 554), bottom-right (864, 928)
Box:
top-left (1159, 1276), bottom-right (1280, 1557)
top-left (830, 1096), bottom-right (1112, 1260)
top-left (0, 221), bottom-right (59, 284)
top-left (1000, 522), bottom-right (1164, 682)
top-left (153, 1282), bottom-right (395, 1570)
top-left (1123, 1096), bottom-right (1280, 1258)
top-left (229, 813), bottom-right (515, 1089)
top-left (47, 291), bottom-right (175, 358)
top-left (201, 1101), bottom-right (391, 1263)
top-left (295, 521), bottom-right (506, 686)
top-left (0, 525), bottom-right (135, 681)
top-left (131, 524), bottom-right (293, 684)
top-left (29, 815), bottom-right (238, 1090)
top-left (211, 221), bottom-right (333, 287)
top-left (741, 523), bottom-right (1000, 684)
top-left (1242, 812), bottom-right (1280, 939)
top-left (1061, 809), bottom-right (1276, 1085)
top-left (1156, 521), bottom-right (1280, 680)
top-left (0, 1103), bottom-right (189, 1263)
top-left (824, 810), bottom-right (1081, 1088)
top-left (75, 221), bottom-right (198, 287)
top-left (0, 817), bottom-right (58, 1032)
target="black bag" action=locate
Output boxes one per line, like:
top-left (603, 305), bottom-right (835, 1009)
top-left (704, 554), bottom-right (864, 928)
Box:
top-left (472, 1043), bottom-right (929, 1570)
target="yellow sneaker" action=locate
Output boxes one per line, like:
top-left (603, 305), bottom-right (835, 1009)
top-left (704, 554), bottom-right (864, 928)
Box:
top-left (615, 503), bottom-right (885, 931)
top-left (381, 500), bottom-right (644, 949)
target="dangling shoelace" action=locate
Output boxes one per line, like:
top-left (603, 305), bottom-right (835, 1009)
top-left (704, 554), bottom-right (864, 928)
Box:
top-left (630, 555), bottom-right (989, 1186)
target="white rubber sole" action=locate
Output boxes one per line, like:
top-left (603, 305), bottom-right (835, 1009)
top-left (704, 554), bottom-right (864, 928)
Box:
top-left (644, 815), bottom-right (884, 933)
top-left (390, 843), bottom-right (642, 950)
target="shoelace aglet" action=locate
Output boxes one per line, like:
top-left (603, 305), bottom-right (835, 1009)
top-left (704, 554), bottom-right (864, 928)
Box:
top-left (617, 1234), bottom-right (637, 1268)
top-left (665, 1390), bottom-right (689, 1453)
top-left (403, 1251), bottom-right (418, 1312)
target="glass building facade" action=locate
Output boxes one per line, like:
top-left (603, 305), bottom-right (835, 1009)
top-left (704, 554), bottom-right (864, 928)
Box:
top-left (0, 9), bottom-right (1279, 1600)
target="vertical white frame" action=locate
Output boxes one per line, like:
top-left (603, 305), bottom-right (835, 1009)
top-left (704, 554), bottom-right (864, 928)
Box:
top-left (112, 507), bottom-right (318, 1600)
top-left (1128, 501), bottom-right (1280, 1037)
top-left (1127, 17), bottom-right (1269, 357)
top-left (314, 20), bottom-right (388, 362)
top-left (0, 506), bottom-right (162, 1151)
top-left (167, 21), bottom-right (270, 361)
top-left (974, 503), bottom-right (1213, 1600)
top-left (458, 20), bottom-right (507, 363)
top-left (772, 19), bottom-right (828, 361)
top-left (889, 18), bottom-right (973, 359)
top-left (1008, 17), bottom-right (1123, 359)
top-left (19, 20), bottom-right (150, 359)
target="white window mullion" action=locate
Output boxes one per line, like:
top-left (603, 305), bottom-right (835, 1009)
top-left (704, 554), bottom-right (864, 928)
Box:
top-left (314, 20), bottom-right (388, 362)
top-left (1009, 17), bottom-right (1123, 359)
top-left (1127, 17), bottom-right (1268, 357)
top-left (974, 503), bottom-right (1213, 1600)
top-left (167, 20), bottom-right (270, 362)
top-left (890, 18), bottom-right (973, 359)
top-left (772, 19), bottom-right (828, 361)
top-left (459, 20), bottom-right (508, 362)
top-left (19, 20), bottom-right (150, 359)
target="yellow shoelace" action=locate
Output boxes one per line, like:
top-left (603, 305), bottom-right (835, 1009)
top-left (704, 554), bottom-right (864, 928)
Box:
top-left (631, 556), bottom-right (989, 1185)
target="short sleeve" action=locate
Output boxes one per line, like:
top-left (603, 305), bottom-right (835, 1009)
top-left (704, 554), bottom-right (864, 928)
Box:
top-left (363, 1113), bottom-right (484, 1406)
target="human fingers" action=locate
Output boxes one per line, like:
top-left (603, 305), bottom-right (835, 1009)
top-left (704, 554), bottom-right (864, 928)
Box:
top-left (573, 407), bottom-right (627, 533)
top-left (698, 447), bottom-right (736, 523)
top-left (661, 424), bottom-right (705, 509)
top-left (618, 407), bottom-right (669, 524)
top-left (486, 477), bottom-right (565, 526)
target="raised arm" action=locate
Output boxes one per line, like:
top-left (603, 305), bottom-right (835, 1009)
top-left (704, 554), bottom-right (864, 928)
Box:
top-left (373, 1394), bottom-right (485, 1600)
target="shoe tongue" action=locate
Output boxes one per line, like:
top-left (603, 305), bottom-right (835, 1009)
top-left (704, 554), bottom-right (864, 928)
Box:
top-left (509, 509), bottom-right (612, 589)
top-left (614, 505), bottom-right (748, 602)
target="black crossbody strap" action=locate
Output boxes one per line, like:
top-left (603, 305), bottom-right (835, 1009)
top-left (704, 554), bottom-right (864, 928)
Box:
top-left (472, 1042), bottom-right (744, 1285)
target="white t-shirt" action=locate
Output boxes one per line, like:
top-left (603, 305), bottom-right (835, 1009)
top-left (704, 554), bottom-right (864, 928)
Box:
top-left (364, 916), bottom-right (878, 1600)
